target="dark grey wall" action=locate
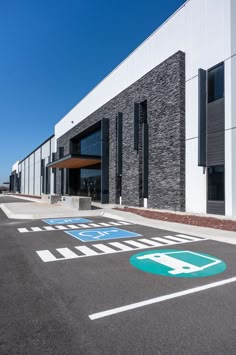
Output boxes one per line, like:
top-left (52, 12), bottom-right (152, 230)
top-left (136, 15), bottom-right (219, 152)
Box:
top-left (56, 51), bottom-right (185, 211)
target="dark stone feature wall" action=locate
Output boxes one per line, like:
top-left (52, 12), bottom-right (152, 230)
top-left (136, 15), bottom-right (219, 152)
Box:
top-left (56, 51), bottom-right (185, 211)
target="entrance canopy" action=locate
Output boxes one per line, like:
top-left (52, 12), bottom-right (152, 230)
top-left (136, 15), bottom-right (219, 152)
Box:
top-left (47, 154), bottom-right (101, 169)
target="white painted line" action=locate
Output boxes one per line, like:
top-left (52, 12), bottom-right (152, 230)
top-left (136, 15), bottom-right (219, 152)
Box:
top-left (93, 244), bottom-right (117, 253)
top-left (124, 240), bottom-right (148, 248)
top-left (67, 224), bottom-right (79, 229)
top-left (31, 227), bottom-right (42, 232)
top-left (77, 224), bottom-right (90, 228)
top-left (138, 238), bottom-right (163, 247)
top-left (176, 234), bottom-right (201, 241)
top-left (89, 223), bottom-right (101, 227)
top-left (109, 222), bottom-right (120, 226)
top-left (75, 246), bottom-right (98, 256)
top-left (109, 242), bottom-right (133, 251)
top-left (164, 235), bottom-right (191, 243)
top-left (55, 225), bottom-right (68, 230)
top-left (99, 222), bottom-right (111, 227)
top-left (152, 237), bottom-right (176, 245)
top-left (36, 250), bottom-right (57, 262)
top-left (118, 221), bottom-right (131, 225)
top-left (89, 277), bottom-right (236, 320)
top-left (18, 228), bottom-right (29, 233)
top-left (43, 226), bottom-right (55, 231)
top-left (56, 248), bottom-right (79, 259)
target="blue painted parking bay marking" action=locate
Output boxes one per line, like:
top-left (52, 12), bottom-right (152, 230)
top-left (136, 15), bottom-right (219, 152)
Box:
top-left (43, 218), bottom-right (92, 225)
top-left (65, 227), bottom-right (142, 242)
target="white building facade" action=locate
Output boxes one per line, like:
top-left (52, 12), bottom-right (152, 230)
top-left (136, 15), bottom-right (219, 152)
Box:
top-left (10, 0), bottom-right (236, 216)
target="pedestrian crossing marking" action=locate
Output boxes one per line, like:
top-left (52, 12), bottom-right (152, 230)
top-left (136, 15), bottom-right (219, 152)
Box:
top-left (36, 250), bottom-right (57, 262)
top-left (75, 245), bottom-right (98, 256)
top-left (17, 221), bottom-right (133, 233)
top-left (36, 235), bottom-right (207, 263)
top-left (44, 226), bottom-right (55, 231)
top-left (138, 238), bottom-right (162, 247)
top-left (18, 228), bottom-right (29, 233)
top-left (56, 248), bottom-right (78, 259)
top-left (164, 235), bottom-right (191, 243)
top-left (109, 242), bottom-right (133, 251)
top-left (93, 244), bottom-right (117, 253)
top-left (152, 237), bottom-right (176, 244)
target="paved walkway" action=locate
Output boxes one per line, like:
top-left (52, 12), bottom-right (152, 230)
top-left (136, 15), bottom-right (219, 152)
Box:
top-left (1, 195), bottom-right (235, 245)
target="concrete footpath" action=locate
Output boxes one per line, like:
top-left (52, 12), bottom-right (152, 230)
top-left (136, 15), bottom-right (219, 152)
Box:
top-left (1, 194), bottom-right (235, 245)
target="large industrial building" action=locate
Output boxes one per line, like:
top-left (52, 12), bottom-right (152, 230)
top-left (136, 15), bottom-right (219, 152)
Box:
top-left (10, 0), bottom-right (236, 217)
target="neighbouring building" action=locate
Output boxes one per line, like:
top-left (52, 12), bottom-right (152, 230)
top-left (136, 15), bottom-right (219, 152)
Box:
top-left (10, 0), bottom-right (236, 216)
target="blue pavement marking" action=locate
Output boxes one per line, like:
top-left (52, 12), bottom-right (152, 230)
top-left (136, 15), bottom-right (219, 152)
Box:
top-left (65, 227), bottom-right (142, 242)
top-left (43, 218), bottom-right (92, 225)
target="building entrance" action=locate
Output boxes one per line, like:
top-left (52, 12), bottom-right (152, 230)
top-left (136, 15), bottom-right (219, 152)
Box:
top-left (69, 167), bottom-right (101, 201)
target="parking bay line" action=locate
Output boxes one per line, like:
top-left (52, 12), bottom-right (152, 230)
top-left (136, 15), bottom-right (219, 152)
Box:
top-left (89, 277), bottom-right (236, 320)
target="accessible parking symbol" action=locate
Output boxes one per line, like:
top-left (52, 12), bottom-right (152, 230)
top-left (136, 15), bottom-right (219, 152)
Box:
top-left (65, 227), bottom-right (142, 242)
top-left (43, 218), bottom-right (92, 225)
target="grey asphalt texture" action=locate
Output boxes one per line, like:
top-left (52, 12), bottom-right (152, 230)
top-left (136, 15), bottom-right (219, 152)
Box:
top-left (0, 199), bottom-right (236, 354)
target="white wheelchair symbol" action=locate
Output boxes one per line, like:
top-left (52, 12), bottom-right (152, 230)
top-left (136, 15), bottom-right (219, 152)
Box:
top-left (78, 229), bottom-right (119, 239)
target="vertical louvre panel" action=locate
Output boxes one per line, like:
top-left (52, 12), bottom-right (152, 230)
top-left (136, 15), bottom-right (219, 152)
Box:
top-left (101, 118), bottom-right (109, 203)
top-left (207, 99), bottom-right (225, 166)
top-left (142, 123), bottom-right (149, 198)
top-left (134, 103), bottom-right (139, 151)
top-left (116, 113), bottom-right (123, 176)
top-left (198, 69), bottom-right (206, 166)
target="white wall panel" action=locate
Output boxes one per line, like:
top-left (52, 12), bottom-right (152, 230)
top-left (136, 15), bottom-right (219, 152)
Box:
top-left (41, 141), bottom-right (50, 159)
top-left (231, 0), bottom-right (236, 56)
top-left (20, 162), bottom-right (25, 194)
top-left (55, 0), bottom-right (231, 140)
top-left (29, 154), bottom-right (34, 195)
top-left (11, 161), bottom-right (19, 173)
top-left (186, 77), bottom-right (198, 140)
top-left (24, 158), bottom-right (29, 195)
top-left (186, 138), bottom-right (206, 213)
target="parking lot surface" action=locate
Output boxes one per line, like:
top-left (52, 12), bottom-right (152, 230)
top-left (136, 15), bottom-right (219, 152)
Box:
top-left (0, 207), bottom-right (235, 354)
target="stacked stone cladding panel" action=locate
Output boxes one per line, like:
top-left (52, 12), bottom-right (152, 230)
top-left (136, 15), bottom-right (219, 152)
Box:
top-left (56, 51), bottom-right (185, 211)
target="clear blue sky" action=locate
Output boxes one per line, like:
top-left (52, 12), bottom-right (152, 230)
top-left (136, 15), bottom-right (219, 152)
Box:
top-left (0, 0), bottom-right (185, 184)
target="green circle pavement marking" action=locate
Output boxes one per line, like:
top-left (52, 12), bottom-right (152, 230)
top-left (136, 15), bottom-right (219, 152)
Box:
top-left (129, 249), bottom-right (227, 278)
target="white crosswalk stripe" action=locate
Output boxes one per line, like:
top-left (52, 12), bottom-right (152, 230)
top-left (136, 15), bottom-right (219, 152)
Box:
top-left (31, 227), bottom-right (42, 232)
top-left (18, 221), bottom-right (133, 233)
top-left (164, 235), bottom-right (192, 243)
top-left (55, 225), bottom-right (68, 230)
top-left (66, 225), bottom-right (79, 229)
top-left (151, 237), bottom-right (176, 244)
top-left (18, 228), bottom-right (29, 233)
top-left (56, 248), bottom-right (78, 259)
top-left (75, 246), bottom-right (98, 256)
top-left (36, 234), bottom-right (207, 263)
top-left (43, 226), bottom-right (56, 231)
top-left (138, 238), bottom-right (163, 247)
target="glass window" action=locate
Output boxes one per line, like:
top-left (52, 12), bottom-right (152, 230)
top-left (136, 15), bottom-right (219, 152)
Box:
top-left (80, 129), bottom-right (101, 156)
top-left (208, 64), bottom-right (224, 103)
top-left (208, 166), bottom-right (224, 201)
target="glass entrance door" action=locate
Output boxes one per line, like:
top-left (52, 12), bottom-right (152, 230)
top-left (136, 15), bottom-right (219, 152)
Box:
top-left (80, 168), bottom-right (101, 201)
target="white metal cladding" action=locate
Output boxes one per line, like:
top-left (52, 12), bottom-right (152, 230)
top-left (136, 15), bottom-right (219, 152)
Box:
top-left (11, 161), bottom-right (19, 173)
top-left (55, 0), bottom-right (232, 140)
top-left (16, 136), bottom-right (55, 196)
top-left (34, 148), bottom-right (41, 196)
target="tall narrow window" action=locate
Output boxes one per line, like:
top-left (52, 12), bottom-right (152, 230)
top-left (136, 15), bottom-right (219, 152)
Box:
top-left (208, 64), bottom-right (224, 103)
top-left (59, 147), bottom-right (64, 159)
top-left (208, 166), bottom-right (224, 201)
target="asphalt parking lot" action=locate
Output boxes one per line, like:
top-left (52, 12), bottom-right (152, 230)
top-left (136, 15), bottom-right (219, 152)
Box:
top-left (0, 202), bottom-right (235, 354)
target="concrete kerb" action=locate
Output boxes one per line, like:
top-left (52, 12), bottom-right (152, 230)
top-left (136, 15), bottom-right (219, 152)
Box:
top-left (102, 209), bottom-right (236, 245)
top-left (0, 202), bottom-right (103, 220)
